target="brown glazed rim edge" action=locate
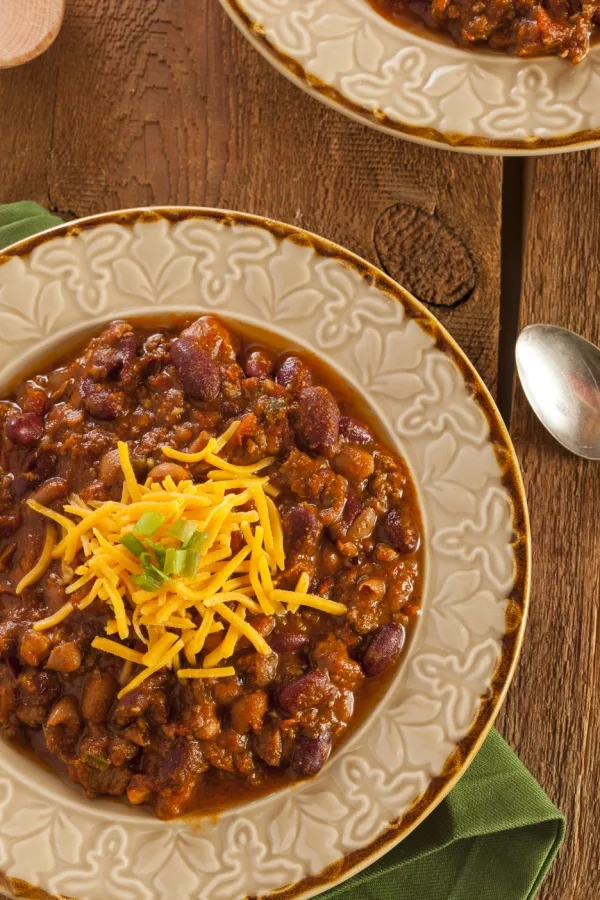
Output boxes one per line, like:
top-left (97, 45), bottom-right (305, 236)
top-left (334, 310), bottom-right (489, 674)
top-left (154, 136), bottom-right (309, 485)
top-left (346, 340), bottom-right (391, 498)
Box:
top-left (221, 0), bottom-right (600, 156)
top-left (0, 207), bottom-right (531, 900)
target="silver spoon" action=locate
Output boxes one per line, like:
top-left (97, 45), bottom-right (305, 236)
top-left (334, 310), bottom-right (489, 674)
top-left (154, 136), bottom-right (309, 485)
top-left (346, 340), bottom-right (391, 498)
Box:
top-left (515, 324), bottom-right (600, 460)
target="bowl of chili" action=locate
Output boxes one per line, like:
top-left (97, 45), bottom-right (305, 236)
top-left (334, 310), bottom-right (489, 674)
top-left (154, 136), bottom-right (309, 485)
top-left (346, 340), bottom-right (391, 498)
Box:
top-left (0, 207), bottom-right (529, 900)
top-left (220, 0), bottom-right (600, 154)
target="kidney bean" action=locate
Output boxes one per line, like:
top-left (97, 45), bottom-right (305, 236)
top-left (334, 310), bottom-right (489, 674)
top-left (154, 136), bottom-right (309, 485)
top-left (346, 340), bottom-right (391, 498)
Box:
top-left (89, 322), bottom-right (137, 381)
top-left (361, 623), bottom-right (406, 677)
top-left (292, 728), bottom-right (332, 777)
top-left (297, 387), bottom-right (340, 457)
top-left (81, 381), bottom-right (126, 420)
top-left (82, 671), bottom-right (118, 724)
top-left (269, 631), bottom-right (309, 653)
top-left (46, 642), bottom-right (82, 674)
top-left (170, 335), bottom-right (220, 401)
top-left (10, 475), bottom-right (30, 499)
top-left (276, 356), bottom-right (312, 393)
top-left (383, 509), bottom-right (420, 554)
top-left (28, 449), bottom-right (58, 482)
top-left (29, 477), bottom-right (68, 507)
top-left (278, 669), bottom-right (332, 713)
top-left (5, 412), bottom-right (44, 446)
top-left (282, 503), bottom-right (322, 554)
top-left (244, 349), bottom-right (274, 378)
top-left (339, 416), bottom-right (373, 445)
top-left (112, 689), bottom-right (152, 727)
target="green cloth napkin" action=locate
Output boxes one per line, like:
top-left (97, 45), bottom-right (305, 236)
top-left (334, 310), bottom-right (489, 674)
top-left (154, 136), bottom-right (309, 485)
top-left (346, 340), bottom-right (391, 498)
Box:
top-left (323, 730), bottom-right (564, 900)
top-left (0, 201), bottom-right (566, 900)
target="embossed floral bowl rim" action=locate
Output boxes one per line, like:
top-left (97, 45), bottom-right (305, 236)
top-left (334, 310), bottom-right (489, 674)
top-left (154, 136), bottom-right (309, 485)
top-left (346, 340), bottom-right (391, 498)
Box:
top-left (0, 208), bottom-right (530, 900)
top-left (220, 0), bottom-right (600, 155)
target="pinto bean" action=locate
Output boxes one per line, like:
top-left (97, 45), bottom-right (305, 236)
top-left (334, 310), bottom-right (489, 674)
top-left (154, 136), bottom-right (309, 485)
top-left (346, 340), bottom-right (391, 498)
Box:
top-left (339, 416), bottom-right (373, 445)
top-left (276, 356), bottom-right (312, 393)
top-left (361, 623), bottom-right (406, 677)
top-left (46, 642), bottom-right (82, 674)
top-left (383, 509), bottom-right (420, 554)
top-left (292, 728), bottom-right (332, 777)
top-left (244, 349), bottom-right (274, 378)
top-left (21, 384), bottom-right (49, 416)
top-left (278, 669), bottom-right (332, 713)
top-left (254, 723), bottom-right (283, 767)
top-left (47, 695), bottom-right (82, 731)
top-left (246, 615), bottom-right (275, 637)
top-left (99, 449), bottom-right (122, 484)
top-left (148, 462), bottom-right (190, 484)
top-left (183, 316), bottom-right (240, 363)
top-left (347, 507), bottom-right (378, 544)
top-left (333, 445), bottom-right (375, 483)
top-left (28, 477), bottom-right (68, 507)
top-left (230, 691), bottom-right (268, 734)
top-left (269, 631), bottom-right (309, 653)
top-left (170, 336), bottom-right (220, 401)
top-left (20, 630), bottom-right (51, 666)
top-left (5, 412), bottom-right (44, 446)
top-left (236, 650), bottom-right (279, 688)
top-left (297, 387), bottom-right (340, 457)
top-left (82, 672), bottom-right (118, 723)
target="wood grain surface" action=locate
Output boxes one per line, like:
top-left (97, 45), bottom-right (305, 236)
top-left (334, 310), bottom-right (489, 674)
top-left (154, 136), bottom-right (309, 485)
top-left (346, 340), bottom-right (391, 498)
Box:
top-left (0, 1), bottom-right (596, 899)
top-left (496, 153), bottom-right (600, 900)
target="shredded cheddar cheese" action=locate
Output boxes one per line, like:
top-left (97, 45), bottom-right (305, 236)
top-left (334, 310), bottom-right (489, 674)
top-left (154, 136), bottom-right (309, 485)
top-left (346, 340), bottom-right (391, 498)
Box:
top-left (22, 420), bottom-right (348, 695)
top-left (16, 526), bottom-right (56, 594)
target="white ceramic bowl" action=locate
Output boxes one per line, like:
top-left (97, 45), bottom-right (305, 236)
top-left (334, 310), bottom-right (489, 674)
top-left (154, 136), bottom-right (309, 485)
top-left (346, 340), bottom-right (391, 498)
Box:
top-left (0, 208), bottom-right (529, 900)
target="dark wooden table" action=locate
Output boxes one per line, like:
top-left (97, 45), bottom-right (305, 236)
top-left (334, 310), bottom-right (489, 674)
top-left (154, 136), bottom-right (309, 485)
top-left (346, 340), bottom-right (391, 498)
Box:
top-left (0, 2), bottom-right (599, 898)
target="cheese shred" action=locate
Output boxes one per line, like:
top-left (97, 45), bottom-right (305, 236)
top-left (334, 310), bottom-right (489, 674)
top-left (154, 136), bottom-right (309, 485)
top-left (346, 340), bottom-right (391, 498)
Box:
top-left (21, 419), bottom-right (347, 693)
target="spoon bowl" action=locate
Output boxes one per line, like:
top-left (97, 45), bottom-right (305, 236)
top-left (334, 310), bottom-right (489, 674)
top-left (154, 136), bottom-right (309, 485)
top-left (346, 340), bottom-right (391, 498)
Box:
top-left (516, 324), bottom-right (600, 460)
top-left (0, 0), bottom-right (65, 69)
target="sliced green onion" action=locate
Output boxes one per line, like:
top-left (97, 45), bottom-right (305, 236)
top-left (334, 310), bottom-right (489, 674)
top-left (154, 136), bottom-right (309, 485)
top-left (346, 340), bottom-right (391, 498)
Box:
top-left (120, 532), bottom-right (146, 558)
top-left (131, 570), bottom-right (164, 592)
top-left (135, 511), bottom-right (165, 537)
top-left (187, 531), bottom-right (209, 553)
top-left (169, 520), bottom-right (197, 545)
top-left (139, 551), bottom-right (155, 569)
top-left (131, 573), bottom-right (157, 591)
top-left (183, 549), bottom-right (201, 578)
top-left (81, 751), bottom-right (111, 771)
top-left (143, 539), bottom-right (166, 566)
top-left (164, 548), bottom-right (187, 576)
top-left (145, 562), bottom-right (169, 585)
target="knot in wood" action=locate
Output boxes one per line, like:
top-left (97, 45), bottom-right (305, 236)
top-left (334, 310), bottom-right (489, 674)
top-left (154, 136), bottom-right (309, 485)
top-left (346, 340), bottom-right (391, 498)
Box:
top-left (374, 203), bottom-right (475, 308)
